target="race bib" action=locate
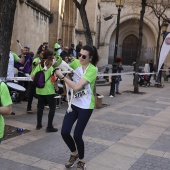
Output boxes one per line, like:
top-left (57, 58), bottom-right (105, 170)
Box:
top-left (74, 89), bottom-right (87, 98)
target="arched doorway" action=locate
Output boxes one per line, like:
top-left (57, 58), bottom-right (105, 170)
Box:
top-left (122, 34), bottom-right (138, 65)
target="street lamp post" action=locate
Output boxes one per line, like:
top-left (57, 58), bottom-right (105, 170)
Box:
top-left (113, 0), bottom-right (125, 63)
top-left (161, 21), bottom-right (169, 40)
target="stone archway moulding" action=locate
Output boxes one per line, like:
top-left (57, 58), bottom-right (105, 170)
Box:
top-left (104, 13), bottom-right (158, 45)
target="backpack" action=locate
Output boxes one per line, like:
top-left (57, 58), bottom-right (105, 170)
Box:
top-left (33, 71), bottom-right (51, 88)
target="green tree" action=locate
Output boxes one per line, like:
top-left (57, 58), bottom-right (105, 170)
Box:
top-left (73, 0), bottom-right (93, 46)
top-left (0, 0), bottom-right (17, 77)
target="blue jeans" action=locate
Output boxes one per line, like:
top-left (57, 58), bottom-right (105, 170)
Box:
top-left (61, 105), bottom-right (93, 159)
top-left (115, 81), bottom-right (120, 92)
top-left (0, 138), bottom-right (1, 144)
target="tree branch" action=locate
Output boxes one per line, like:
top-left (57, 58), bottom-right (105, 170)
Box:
top-left (73, 0), bottom-right (80, 9)
top-left (81, 0), bottom-right (87, 6)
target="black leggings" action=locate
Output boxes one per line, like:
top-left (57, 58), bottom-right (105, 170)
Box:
top-left (61, 105), bottom-right (93, 159)
top-left (37, 94), bottom-right (56, 128)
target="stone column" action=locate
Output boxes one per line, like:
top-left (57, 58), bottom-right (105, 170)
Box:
top-left (49, 0), bottom-right (62, 49)
top-left (62, 0), bottom-right (75, 47)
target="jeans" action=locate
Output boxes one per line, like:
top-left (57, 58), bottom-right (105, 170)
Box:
top-left (61, 105), bottom-right (93, 159)
top-left (37, 94), bottom-right (56, 128)
top-left (115, 81), bottom-right (120, 93)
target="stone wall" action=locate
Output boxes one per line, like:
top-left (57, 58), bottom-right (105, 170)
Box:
top-left (11, 0), bottom-right (51, 55)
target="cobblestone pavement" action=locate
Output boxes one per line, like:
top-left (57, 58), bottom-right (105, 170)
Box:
top-left (1, 75), bottom-right (170, 170)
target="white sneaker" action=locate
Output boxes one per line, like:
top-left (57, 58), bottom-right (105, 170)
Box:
top-left (56, 106), bottom-right (60, 109)
top-left (110, 95), bottom-right (113, 97)
top-left (45, 105), bottom-right (49, 109)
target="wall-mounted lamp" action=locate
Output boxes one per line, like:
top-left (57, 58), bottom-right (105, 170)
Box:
top-left (161, 21), bottom-right (169, 40)
top-left (104, 15), bottom-right (113, 21)
top-left (103, 14), bottom-right (117, 21)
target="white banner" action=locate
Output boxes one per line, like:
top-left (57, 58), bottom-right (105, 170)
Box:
top-left (157, 32), bottom-right (170, 75)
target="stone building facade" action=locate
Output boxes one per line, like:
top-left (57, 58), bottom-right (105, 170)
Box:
top-left (98, 0), bottom-right (170, 66)
top-left (11, 0), bottom-right (51, 55)
top-left (10, 0), bottom-right (170, 67)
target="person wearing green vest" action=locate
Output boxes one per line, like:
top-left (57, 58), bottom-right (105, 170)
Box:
top-left (32, 50), bottom-right (58, 133)
top-left (54, 38), bottom-right (62, 57)
top-left (26, 51), bottom-right (42, 113)
top-left (55, 45), bottom-right (99, 170)
top-left (0, 82), bottom-right (12, 143)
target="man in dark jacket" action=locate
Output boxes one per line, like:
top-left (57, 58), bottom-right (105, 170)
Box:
top-left (68, 44), bottom-right (77, 58)
top-left (76, 40), bottom-right (83, 58)
top-left (14, 45), bottom-right (32, 102)
top-left (60, 46), bottom-right (69, 60)
top-left (109, 63), bottom-right (117, 97)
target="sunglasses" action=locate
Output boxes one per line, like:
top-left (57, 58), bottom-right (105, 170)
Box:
top-left (78, 53), bottom-right (87, 59)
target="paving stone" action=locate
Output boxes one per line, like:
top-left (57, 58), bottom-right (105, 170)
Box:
top-left (0, 157), bottom-right (42, 170)
top-left (95, 112), bottom-right (149, 126)
top-left (12, 133), bottom-right (108, 164)
top-left (119, 135), bottom-right (155, 149)
top-left (90, 151), bottom-right (136, 170)
top-left (117, 105), bottom-right (161, 117)
top-left (7, 111), bottom-right (64, 128)
top-left (84, 121), bottom-right (132, 142)
top-left (108, 143), bottom-right (146, 159)
top-left (129, 154), bottom-right (170, 170)
top-left (150, 134), bottom-right (170, 153)
top-left (165, 126), bottom-right (170, 132)
top-left (134, 98), bottom-right (169, 109)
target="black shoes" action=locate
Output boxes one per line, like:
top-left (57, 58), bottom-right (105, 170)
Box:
top-left (11, 112), bottom-right (15, 115)
top-left (116, 92), bottom-right (121, 95)
top-left (46, 127), bottom-right (58, 132)
top-left (36, 125), bottom-right (58, 132)
top-left (36, 124), bottom-right (42, 130)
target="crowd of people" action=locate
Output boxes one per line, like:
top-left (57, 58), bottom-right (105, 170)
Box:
top-left (0, 39), bottom-right (99, 170)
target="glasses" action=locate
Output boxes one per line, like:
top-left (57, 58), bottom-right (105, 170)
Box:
top-left (78, 53), bottom-right (87, 59)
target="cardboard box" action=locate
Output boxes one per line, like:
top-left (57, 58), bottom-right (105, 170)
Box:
top-left (95, 94), bottom-right (104, 109)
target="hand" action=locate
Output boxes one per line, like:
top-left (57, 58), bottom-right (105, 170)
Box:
top-left (19, 67), bottom-right (24, 70)
top-left (31, 75), bottom-right (34, 80)
top-left (21, 49), bottom-right (24, 55)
